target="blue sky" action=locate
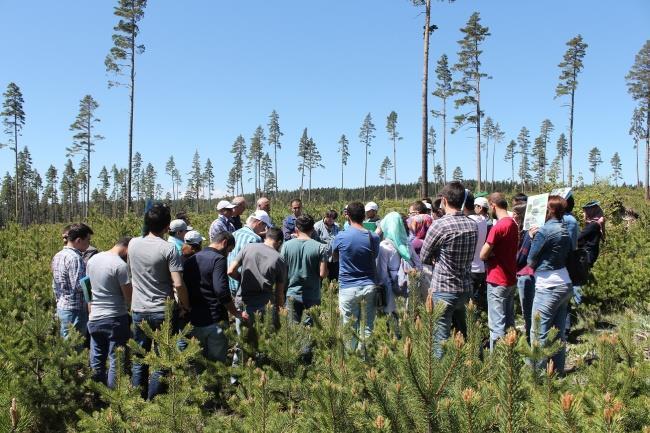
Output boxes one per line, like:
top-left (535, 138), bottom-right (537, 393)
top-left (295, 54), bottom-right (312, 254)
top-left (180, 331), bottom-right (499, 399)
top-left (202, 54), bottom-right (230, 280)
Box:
top-left (1, 1), bottom-right (648, 196)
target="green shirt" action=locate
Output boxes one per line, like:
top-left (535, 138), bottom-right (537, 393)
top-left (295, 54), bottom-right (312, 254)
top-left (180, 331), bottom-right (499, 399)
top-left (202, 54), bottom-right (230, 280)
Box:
top-left (281, 238), bottom-right (327, 302)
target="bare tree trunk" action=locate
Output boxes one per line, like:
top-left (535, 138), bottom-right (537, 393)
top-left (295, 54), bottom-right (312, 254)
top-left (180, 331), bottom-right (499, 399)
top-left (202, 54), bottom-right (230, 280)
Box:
top-left (393, 138), bottom-right (398, 200)
top-left (420, 0), bottom-right (431, 198)
top-left (491, 141), bottom-right (496, 191)
top-left (126, 14), bottom-right (136, 214)
top-left (364, 142), bottom-right (368, 202)
top-left (476, 76), bottom-right (482, 192)
top-left (645, 108), bottom-right (649, 200)
top-left (442, 98), bottom-right (447, 183)
top-left (568, 70), bottom-right (576, 187)
top-left (86, 119), bottom-right (91, 220)
top-left (636, 141), bottom-right (640, 187)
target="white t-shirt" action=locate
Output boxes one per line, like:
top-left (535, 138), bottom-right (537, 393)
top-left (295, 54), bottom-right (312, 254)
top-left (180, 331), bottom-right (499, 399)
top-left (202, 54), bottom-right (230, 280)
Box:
top-left (468, 214), bottom-right (488, 273)
top-left (534, 267), bottom-right (571, 289)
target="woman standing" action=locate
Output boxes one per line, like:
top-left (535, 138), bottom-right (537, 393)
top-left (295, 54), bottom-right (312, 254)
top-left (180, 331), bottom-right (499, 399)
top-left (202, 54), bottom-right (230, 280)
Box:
top-left (377, 212), bottom-right (422, 335)
top-left (527, 196), bottom-right (573, 373)
top-left (579, 201), bottom-right (606, 268)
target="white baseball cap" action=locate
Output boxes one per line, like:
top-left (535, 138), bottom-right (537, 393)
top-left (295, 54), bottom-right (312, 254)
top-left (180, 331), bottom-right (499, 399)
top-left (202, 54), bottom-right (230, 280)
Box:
top-left (365, 201), bottom-right (379, 212)
top-left (250, 210), bottom-right (272, 227)
top-left (184, 230), bottom-right (205, 246)
top-left (216, 200), bottom-right (236, 211)
top-left (474, 197), bottom-right (489, 209)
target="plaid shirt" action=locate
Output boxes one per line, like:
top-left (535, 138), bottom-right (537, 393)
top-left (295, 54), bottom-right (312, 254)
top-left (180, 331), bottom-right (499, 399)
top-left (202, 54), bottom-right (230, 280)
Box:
top-left (227, 226), bottom-right (262, 295)
top-left (51, 246), bottom-right (86, 310)
top-left (209, 215), bottom-right (236, 242)
top-left (420, 212), bottom-right (478, 293)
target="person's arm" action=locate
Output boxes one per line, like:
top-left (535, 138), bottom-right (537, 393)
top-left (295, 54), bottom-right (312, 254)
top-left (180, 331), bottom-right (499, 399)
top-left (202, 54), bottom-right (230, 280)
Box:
top-left (527, 227), bottom-right (547, 269)
top-left (330, 235), bottom-right (340, 262)
top-left (116, 262), bottom-right (132, 305)
top-left (479, 242), bottom-right (494, 262)
top-left (282, 217), bottom-right (293, 241)
top-left (171, 271), bottom-right (190, 312)
top-left (318, 244), bottom-right (328, 279)
top-left (419, 224), bottom-right (441, 265)
top-left (376, 243), bottom-right (392, 289)
top-left (227, 258), bottom-right (241, 281)
top-left (577, 223), bottom-right (597, 245)
top-left (121, 283), bottom-right (133, 305)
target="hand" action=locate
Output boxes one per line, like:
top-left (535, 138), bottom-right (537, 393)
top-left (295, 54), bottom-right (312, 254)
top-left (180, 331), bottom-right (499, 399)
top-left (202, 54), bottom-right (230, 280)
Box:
top-left (529, 226), bottom-right (539, 237)
top-left (241, 311), bottom-right (250, 322)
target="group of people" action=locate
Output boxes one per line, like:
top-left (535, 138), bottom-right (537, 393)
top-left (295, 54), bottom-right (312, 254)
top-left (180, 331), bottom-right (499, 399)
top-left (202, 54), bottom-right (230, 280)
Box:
top-left (50, 181), bottom-right (604, 398)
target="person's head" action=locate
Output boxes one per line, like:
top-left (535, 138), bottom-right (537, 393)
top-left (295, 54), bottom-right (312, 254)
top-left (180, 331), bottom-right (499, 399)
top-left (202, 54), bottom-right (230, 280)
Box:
top-left (169, 219), bottom-right (189, 240)
top-left (175, 211), bottom-right (190, 225)
top-left (432, 198), bottom-right (443, 219)
top-left (488, 192), bottom-right (509, 219)
top-left (565, 194), bottom-right (575, 214)
top-left (247, 210), bottom-right (272, 235)
top-left (421, 197), bottom-right (433, 206)
top-left (323, 209), bottom-right (338, 227)
top-left (512, 193), bottom-right (528, 206)
top-left (463, 191), bottom-right (475, 215)
top-left (257, 197), bottom-right (271, 213)
top-left (62, 224), bottom-right (72, 245)
top-left (346, 201), bottom-right (365, 224)
top-left (210, 231), bottom-right (236, 254)
top-left (232, 197), bottom-right (246, 217)
top-left (409, 201), bottom-right (427, 217)
top-left (474, 197), bottom-right (489, 216)
top-left (546, 195), bottom-right (567, 221)
top-left (146, 203), bottom-right (172, 236)
top-left (216, 199), bottom-right (236, 217)
top-left (439, 181), bottom-right (466, 212)
top-left (582, 201), bottom-right (604, 221)
top-left (365, 201), bottom-right (379, 219)
top-left (511, 204), bottom-right (527, 228)
top-left (113, 236), bottom-right (132, 261)
top-left (295, 214), bottom-right (315, 236)
top-left (290, 199), bottom-right (303, 217)
top-left (66, 223), bottom-right (94, 252)
top-left (264, 227), bottom-right (284, 251)
top-left (184, 230), bottom-right (205, 249)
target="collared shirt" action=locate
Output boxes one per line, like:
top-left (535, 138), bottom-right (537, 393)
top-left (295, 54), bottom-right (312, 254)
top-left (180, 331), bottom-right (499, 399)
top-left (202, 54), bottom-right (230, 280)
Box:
top-left (313, 219), bottom-right (340, 245)
top-left (282, 215), bottom-right (297, 241)
top-left (420, 212), bottom-right (478, 293)
top-left (51, 246), bottom-right (86, 311)
top-left (227, 226), bottom-right (262, 294)
top-left (209, 214), bottom-right (236, 242)
top-left (168, 236), bottom-right (183, 254)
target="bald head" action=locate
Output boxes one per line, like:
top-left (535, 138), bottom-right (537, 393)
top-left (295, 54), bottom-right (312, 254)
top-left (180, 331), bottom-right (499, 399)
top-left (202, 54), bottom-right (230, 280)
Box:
top-left (257, 197), bottom-right (271, 213)
top-left (488, 192), bottom-right (508, 210)
top-left (232, 196), bottom-right (246, 216)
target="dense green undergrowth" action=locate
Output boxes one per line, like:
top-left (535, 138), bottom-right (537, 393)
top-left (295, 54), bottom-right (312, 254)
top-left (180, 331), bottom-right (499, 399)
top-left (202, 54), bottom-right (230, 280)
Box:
top-left (0, 186), bottom-right (648, 432)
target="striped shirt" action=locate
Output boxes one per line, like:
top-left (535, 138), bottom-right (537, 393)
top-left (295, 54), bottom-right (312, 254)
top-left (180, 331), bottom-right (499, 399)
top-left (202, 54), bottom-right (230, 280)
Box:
top-left (51, 246), bottom-right (86, 311)
top-left (227, 226), bottom-right (262, 294)
top-left (420, 212), bottom-right (478, 293)
top-left (209, 215), bottom-right (236, 242)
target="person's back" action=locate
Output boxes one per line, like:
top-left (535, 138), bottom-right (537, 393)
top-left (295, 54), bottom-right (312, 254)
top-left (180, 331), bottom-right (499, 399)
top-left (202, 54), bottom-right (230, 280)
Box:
top-left (129, 236), bottom-right (183, 313)
top-left (236, 243), bottom-right (286, 308)
top-left (184, 248), bottom-right (230, 328)
top-left (332, 226), bottom-right (379, 289)
top-left (485, 215), bottom-right (518, 288)
top-left (282, 237), bottom-right (327, 303)
top-left (88, 251), bottom-right (129, 320)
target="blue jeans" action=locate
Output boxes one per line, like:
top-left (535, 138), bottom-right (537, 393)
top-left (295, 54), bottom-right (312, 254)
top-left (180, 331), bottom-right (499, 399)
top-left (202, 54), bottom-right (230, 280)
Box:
top-left (432, 291), bottom-right (469, 357)
top-left (517, 275), bottom-right (535, 344)
top-left (87, 315), bottom-right (130, 388)
top-left (191, 322), bottom-right (228, 363)
top-left (131, 311), bottom-right (166, 400)
top-left (487, 284), bottom-right (516, 350)
top-left (530, 283), bottom-right (573, 373)
top-left (338, 285), bottom-right (377, 352)
top-left (57, 307), bottom-right (88, 340)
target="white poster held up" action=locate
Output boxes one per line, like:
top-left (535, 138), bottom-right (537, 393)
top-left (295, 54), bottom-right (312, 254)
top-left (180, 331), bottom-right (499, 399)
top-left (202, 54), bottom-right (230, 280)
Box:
top-left (523, 193), bottom-right (549, 231)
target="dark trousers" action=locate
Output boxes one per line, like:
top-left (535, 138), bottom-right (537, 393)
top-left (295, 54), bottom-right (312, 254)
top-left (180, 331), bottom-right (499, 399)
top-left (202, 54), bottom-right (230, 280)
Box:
top-left (88, 314), bottom-right (130, 389)
top-left (131, 311), bottom-right (166, 400)
top-left (470, 272), bottom-right (487, 312)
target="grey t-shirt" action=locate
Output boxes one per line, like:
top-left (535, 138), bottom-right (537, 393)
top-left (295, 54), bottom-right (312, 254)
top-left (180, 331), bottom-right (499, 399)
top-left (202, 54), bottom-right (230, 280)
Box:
top-left (128, 236), bottom-right (184, 313)
top-left (235, 243), bottom-right (287, 309)
top-left (87, 252), bottom-right (130, 321)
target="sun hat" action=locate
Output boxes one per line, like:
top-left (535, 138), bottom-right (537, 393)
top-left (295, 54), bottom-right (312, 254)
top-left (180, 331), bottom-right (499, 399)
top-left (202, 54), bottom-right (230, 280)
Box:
top-left (250, 210), bottom-right (272, 227)
top-left (365, 201), bottom-right (379, 212)
top-left (217, 200), bottom-right (236, 211)
top-left (474, 197), bottom-right (489, 209)
top-left (184, 230), bottom-right (205, 246)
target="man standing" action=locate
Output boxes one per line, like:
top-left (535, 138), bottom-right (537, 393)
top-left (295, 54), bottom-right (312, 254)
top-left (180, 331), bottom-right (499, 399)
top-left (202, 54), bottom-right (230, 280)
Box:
top-left (168, 219), bottom-right (190, 254)
top-left (231, 197), bottom-right (247, 231)
top-left (331, 202), bottom-right (380, 351)
top-left (228, 227), bottom-right (287, 317)
top-left (282, 199), bottom-right (303, 241)
top-left (468, 195), bottom-right (489, 312)
top-left (209, 200), bottom-right (237, 242)
top-left (257, 197), bottom-right (271, 213)
top-left (128, 203), bottom-right (190, 400)
top-left (184, 231), bottom-right (246, 362)
top-left (228, 210), bottom-right (273, 296)
top-left (51, 223), bottom-right (94, 339)
top-left (480, 192), bottom-right (519, 350)
top-left (364, 201), bottom-right (381, 224)
top-left (86, 237), bottom-right (132, 388)
top-left (420, 182), bottom-right (477, 353)
top-left (281, 215), bottom-right (328, 323)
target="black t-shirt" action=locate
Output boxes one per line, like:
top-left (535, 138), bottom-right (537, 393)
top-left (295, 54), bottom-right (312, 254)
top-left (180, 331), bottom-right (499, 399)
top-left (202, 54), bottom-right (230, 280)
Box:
top-left (578, 222), bottom-right (602, 266)
top-left (183, 247), bottom-right (232, 326)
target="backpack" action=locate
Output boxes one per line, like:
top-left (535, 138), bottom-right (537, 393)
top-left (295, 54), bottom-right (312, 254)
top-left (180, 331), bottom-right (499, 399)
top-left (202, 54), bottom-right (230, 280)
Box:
top-left (567, 248), bottom-right (590, 286)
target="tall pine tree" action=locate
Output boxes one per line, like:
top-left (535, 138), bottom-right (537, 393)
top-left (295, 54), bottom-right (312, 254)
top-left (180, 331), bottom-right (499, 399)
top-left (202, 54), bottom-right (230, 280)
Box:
top-left (338, 134), bottom-right (350, 191)
top-left (379, 156), bottom-right (393, 200)
top-left (267, 110), bottom-right (283, 194)
top-left (555, 133), bottom-right (568, 185)
top-left (629, 107), bottom-right (646, 187)
top-left (555, 34), bottom-right (587, 187)
top-left (626, 40), bottom-right (650, 199)
top-left (105, 0), bottom-right (147, 213)
top-left (359, 113), bottom-right (376, 201)
top-left (517, 127), bottom-right (531, 192)
top-left (1, 82), bottom-right (26, 222)
top-left (610, 152), bottom-right (622, 186)
top-left (432, 53), bottom-right (453, 182)
top-left (588, 147), bottom-right (602, 184)
top-left (386, 111), bottom-right (402, 200)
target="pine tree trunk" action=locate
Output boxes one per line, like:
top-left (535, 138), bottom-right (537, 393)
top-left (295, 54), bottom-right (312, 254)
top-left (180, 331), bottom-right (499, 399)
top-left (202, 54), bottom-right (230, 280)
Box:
top-left (126, 11), bottom-right (136, 215)
top-left (568, 73), bottom-right (576, 187)
top-left (364, 142), bottom-right (368, 202)
top-left (484, 137), bottom-right (489, 188)
top-left (476, 63), bottom-right (482, 192)
top-left (274, 145), bottom-right (278, 196)
top-left (443, 98), bottom-right (447, 183)
top-left (420, 0), bottom-right (431, 198)
top-left (393, 138), bottom-right (398, 200)
top-left (636, 142), bottom-right (640, 187)
top-left (492, 141), bottom-right (496, 191)
top-left (13, 143), bottom-right (18, 223)
top-left (86, 119), bottom-right (91, 220)
top-left (309, 166), bottom-right (312, 202)
top-left (645, 108), bottom-right (649, 200)
top-left (341, 161), bottom-right (344, 190)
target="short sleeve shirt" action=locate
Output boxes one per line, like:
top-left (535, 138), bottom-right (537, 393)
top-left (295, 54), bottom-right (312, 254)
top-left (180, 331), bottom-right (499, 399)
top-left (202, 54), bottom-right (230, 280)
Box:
top-left (331, 226), bottom-right (380, 289)
top-left (281, 238), bottom-right (328, 302)
top-left (234, 243), bottom-right (287, 308)
top-left (485, 217), bottom-right (519, 287)
top-left (128, 236), bottom-right (184, 313)
top-left (87, 252), bottom-right (130, 321)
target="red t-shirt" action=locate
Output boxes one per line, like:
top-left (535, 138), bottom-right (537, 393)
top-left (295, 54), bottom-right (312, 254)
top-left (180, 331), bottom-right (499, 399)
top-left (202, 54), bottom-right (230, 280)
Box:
top-left (485, 216), bottom-right (518, 287)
